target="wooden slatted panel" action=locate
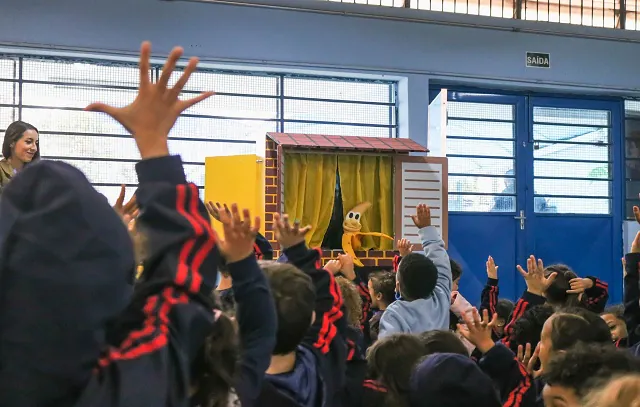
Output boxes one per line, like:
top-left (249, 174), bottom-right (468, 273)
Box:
top-left (395, 156), bottom-right (448, 249)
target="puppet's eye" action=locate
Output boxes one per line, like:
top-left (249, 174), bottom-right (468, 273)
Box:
top-left (355, 213), bottom-right (360, 220)
top-left (348, 212), bottom-right (354, 219)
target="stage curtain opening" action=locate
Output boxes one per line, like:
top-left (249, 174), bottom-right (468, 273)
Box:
top-left (338, 155), bottom-right (393, 250)
top-left (284, 152), bottom-right (338, 248)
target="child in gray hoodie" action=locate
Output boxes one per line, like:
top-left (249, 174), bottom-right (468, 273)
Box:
top-left (378, 204), bottom-right (452, 337)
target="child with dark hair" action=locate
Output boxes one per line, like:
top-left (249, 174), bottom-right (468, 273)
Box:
top-left (379, 205), bottom-right (452, 337)
top-left (365, 333), bottom-right (427, 407)
top-left (367, 271), bottom-right (396, 342)
top-left (543, 264), bottom-right (609, 312)
top-left (543, 343), bottom-right (640, 407)
top-left (601, 304), bottom-right (630, 347)
top-left (256, 214), bottom-right (347, 407)
top-left (508, 304), bottom-right (555, 354)
top-left (417, 330), bottom-right (469, 356)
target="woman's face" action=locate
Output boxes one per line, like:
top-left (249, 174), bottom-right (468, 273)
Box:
top-left (12, 129), bottom-right (38, 163)
top-left (601, 313), bottom-right (628, 342)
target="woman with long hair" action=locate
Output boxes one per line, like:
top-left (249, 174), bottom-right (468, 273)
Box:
top-left (0, 120), bottom-right (40, 189)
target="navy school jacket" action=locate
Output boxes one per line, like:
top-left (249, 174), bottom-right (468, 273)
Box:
top-left (82, 156), bottom-right (276, 407)
top-left (0, 155), bottom-right (275, 407)
top-left (256, 243), bottom-right (348, 407)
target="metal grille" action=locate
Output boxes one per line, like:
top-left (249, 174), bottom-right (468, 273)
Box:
top-left (323, 0), bottom-right (639, 29)
top-left (0, 55), bottom-right (397, 204)
top-left (446, 98), bottom-right (517, 212)
top-left (624, 100), bottom-right (640, 218)
top-left (532, 106), bottom-right (612, 214)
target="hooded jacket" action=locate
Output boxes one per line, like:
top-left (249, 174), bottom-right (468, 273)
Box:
top-left (0, 156), bottom-right (229, 407)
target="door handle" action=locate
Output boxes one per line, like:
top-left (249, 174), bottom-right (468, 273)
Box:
top-left (514, 210), bottom-right (526, 230)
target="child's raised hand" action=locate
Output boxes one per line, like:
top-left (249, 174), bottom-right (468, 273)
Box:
top-left (397, 238), bottom-right (412, 257)
top-left (458, 308), bottom-right (497, 354)
top-left (410, 204), bottom-right (431, 229)
top-left (218, 204), bottom-right (260, 264)
top-left (517, 255), bottom-right (555, 296)
top-left (486, 256), bottom-right (498, 279)
top-left (526, 343), bottom-right (543, 378)
top-left (274, 213), bottom-right (311, 250)
top-left (337, 253), bottom-right (356, 280)
top-left (205, 201), bottom-right (227, 222)
top-left (324, 259), bottom-right (342, 275)
top-left (517, 343), bottom-right (533, 366)
top-left (86, 42), bottom-right (214, 159)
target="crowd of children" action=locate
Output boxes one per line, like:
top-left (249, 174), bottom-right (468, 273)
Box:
top-left (1, 41), bottom-right (640, 407)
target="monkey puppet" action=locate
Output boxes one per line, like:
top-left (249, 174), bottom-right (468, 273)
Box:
top-left (342, 201), bottom-right (393, 267)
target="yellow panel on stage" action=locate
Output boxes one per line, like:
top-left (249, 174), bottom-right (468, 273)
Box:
top-left (204, 155), bottom-right (265, 236)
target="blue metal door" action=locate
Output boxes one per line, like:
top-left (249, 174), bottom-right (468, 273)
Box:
top-left (440, 91), bottom-right (528, 304)
top-left (434, 89), bottom-right (624, 305)
top-left (525, 97), bottom-right (623, 303)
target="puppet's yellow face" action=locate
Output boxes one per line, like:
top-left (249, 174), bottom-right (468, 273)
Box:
top-left (343, 202), bottom-right (371, 233)
top-left (343, 211), bottom-right (363, 232)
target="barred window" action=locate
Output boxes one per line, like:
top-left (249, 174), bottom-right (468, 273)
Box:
top-left (0, 56), bottom-right (397, 204)
top-left (320, 0), bottom-right (637, 29)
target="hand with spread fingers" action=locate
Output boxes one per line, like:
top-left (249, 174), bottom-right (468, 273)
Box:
top-left (410, 204), bottom-right (432, 229)
top-left (458, 308), bottom-right (497, 354)
top-left (517, 255), bottom-right (556, 297)
top-left (86, 41), bottom-right (215, 159)
top-left (205, 201), bottom-right (228, 222)
top-left (273, 213), bottom-right (311, 250)
top-left (217, 204), bottom-right (261, 264)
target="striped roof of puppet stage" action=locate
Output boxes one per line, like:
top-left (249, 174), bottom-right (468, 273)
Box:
top-left (266, 132), bottom-right (429, 153)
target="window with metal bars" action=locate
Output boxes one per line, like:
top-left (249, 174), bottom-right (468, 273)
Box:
top-left (0, 55), bottom-right (397, 203)
top-left (625, 100), bottom-right (640, 218)
top-left (319, 0), bottom-right (639, 29)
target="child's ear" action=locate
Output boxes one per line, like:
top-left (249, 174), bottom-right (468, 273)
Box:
top-left (376, 293), bottom-right (383, 302)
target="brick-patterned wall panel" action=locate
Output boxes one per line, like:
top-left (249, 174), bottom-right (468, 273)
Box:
top-left (265, 138), bottom-right (279, 252)
top-left (321, 250), bottom-right (397, 268)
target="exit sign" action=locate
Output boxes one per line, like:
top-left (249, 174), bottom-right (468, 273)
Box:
top-left (526, 52), bottom-right (550, 68)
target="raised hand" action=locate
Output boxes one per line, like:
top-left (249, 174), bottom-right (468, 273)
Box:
top-left (218, 204), bottom-right (260, 263)
top-left (337, 253), bottom-right (356, 280)
top-left (566, 277), bottom-right (594, 294)
top-left (458, 308), bottom-right (497, 354)
top-left (113, 184), bottom-right (139, 228)
top-left (86, 42), bottom-right (214, 159)
top-left (526, 343), bottom-right (543, 378)
top-left (410, 204), bottom-right (432, 229)
top-left (205, 201), bottom-right (227, 222)
top-left (486, 256), bottom-right (498, 279)
top-left (517, 343), bottom-right (533, 366)
top-left (274, 213), bottom-right (311, 250)
top-left (324, 259), bottom-right (342, 275)
top-left (634, 195), bottom-right (640, 224)
top-left (517, 255), bottom-right (556, 296)
top-left (397, 238), bottom-right (412, 257)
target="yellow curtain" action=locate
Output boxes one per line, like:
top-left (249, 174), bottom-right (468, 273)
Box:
top-left (338, 155), bottom-right (393, 250)
top-left (284, 153), bottom-right (338, 248)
